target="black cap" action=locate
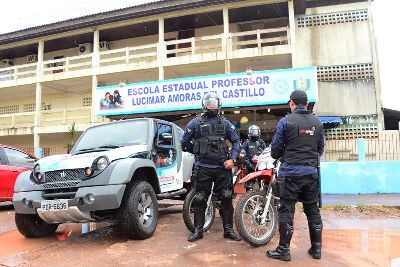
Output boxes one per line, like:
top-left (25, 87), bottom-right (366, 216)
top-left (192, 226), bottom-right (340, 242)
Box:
top-left (289, 90), bottom-right (308, 104)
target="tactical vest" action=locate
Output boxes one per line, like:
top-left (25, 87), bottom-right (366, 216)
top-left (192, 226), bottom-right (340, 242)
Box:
top-left (192, 115), bottom-right (229, 165)
top-left (282, 109), bottom-right (323, 166)
top-left (246, 139), bottom-right (263, 158)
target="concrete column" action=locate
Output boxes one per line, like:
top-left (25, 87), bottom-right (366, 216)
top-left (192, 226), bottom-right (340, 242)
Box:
top-left (34, 82), bottom-right (42, 155)
top-left (158, 18), bottom-right (165, 80)
top-left (34, 134), bottom-right (42, 158)
top-left (37, 40), bottom-right (44, 78)
top-left (91, 75), bottom-right (98, 124)
top-left (90, 29), bottom-right (100, 124)
top-left (223, 8), bottom-right (231, 74)
top-left (367, 2), bottom-right (384, 131)
top-left (288, 0), bottom-right (297, 67)
top-left (92, 28), bottom-right (100, 70)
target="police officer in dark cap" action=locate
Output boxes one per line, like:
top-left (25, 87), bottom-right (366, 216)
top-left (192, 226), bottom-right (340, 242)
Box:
top-left (241, 125), bottom-right (267, 191)
top-left (181, 92), bottom-right (241, 242)
top-left (266, 90), bottom-right (325, 261)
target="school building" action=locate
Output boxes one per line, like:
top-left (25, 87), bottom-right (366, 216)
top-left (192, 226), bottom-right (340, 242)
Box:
top-left (0, 0), bottom-right (398, 161)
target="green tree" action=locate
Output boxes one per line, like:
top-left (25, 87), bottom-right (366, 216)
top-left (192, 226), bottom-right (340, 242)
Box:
top-left (65, 122), bottom-right (77, 153)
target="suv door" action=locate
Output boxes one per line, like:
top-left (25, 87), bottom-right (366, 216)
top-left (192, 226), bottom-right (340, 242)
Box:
top-left (2, 147), bottom-right (36, 198)
top-left (0, 148), bottom-right (9, 200)
top-left (154, 122), bottom-right (181, 193)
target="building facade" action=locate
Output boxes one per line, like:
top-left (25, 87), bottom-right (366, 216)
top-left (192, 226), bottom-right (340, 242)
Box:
top-left (0, 0), bottom-right (390, 159)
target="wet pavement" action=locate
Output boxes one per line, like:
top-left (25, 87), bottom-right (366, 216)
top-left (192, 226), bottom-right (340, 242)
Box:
top-left (0, 201), bottom-right (399, 267)
top-left (322, 194), bottom-right (400, 206)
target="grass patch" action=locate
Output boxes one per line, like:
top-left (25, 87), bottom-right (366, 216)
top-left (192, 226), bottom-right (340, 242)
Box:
top-left (355, 203), bottom-right (365, 208)
top-left (322, 203), bottom-right (350, 210)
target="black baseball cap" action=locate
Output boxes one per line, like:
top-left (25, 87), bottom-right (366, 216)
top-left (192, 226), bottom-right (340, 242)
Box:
top-left (289, 90), bottom-right (308, 104)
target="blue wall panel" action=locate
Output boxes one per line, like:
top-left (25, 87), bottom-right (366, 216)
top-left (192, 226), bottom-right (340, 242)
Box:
top-left (321, 161), bottom-right (400, 194)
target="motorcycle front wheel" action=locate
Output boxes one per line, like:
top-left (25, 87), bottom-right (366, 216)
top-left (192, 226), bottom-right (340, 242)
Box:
top-left (182, 189), bottom-right (216, 233)
top-left (234, 190), bottom-right (278, 247)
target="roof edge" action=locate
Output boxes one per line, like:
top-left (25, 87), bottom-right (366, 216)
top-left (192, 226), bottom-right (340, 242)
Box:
top-left (0, 0), bottom-right (243, 46)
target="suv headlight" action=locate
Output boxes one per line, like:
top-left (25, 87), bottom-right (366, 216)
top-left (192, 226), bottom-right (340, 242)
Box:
top-left (32, 164), bottom-right (44, 182)
top-left (84, 156), bottom-right (109, 178)
top-left (95, 156), bottom-right (109, 171)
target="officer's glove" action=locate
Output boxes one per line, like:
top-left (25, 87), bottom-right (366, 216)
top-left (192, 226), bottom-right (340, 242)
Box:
top-left (224, 159), bottom-right (234, 170)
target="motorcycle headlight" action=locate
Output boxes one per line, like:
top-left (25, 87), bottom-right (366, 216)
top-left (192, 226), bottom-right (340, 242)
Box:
top-left (95, 156), bottom-right (109, 171)
top-left (32, 164), bottom-right (44, 182)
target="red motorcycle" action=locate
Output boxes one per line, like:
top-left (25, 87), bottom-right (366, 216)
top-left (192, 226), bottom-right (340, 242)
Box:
top-left (234, 147), bottom-right (279, 247)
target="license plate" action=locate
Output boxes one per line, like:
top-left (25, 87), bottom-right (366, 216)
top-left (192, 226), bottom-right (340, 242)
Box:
top-left (40, 200), bottom-right (68, 212)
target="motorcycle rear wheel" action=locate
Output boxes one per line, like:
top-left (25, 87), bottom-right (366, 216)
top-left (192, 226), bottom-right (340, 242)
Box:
top-left (234, 190), bottom-right (278, 247)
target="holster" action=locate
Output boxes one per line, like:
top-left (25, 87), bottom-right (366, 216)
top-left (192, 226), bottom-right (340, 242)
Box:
top-left (191, 166), bottom-right (199, 188)
top-left (273, 177), bottom-right (286, 198)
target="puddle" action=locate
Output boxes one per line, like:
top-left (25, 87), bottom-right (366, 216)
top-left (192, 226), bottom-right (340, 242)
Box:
top-left (0, 222), bottom-right (111, 257)
top-left (325, 217), bottom-right (400, 230)
top-left (324, 229), bottom-right (400, 265)
top-left (0, 231), bottom-right (57, 258)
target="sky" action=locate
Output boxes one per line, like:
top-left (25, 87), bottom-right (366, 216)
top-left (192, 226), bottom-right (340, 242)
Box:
top-left (0, 0), bottom-right (398, 111)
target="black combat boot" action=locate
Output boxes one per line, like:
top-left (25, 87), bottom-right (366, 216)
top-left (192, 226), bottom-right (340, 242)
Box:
top-left (188, 226), bottom-right (203, 242)
top-left (221, 194), bottom-right (241, 241)
top-left (266, 223), bottom-right (293, 261)
top-left (223, 225), bottom-right (241, 241)
top-left (188, 194), bottom-right (206, 242)
top-left (308, 223), bottom-right (322, 259)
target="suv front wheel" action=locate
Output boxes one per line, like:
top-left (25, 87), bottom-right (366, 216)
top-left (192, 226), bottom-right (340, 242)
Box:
top-left (117, 180), bottom-right (159, 239)
top-left (15, 213), bottom-right (59, 238)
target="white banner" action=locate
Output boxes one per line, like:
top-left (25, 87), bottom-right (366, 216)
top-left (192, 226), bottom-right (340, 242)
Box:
top-left (95, 67), bottom-right (318, 116)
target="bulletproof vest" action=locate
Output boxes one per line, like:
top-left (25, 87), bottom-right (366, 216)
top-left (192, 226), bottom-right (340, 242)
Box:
top-left (282, 109), bottom-right (323, 166)
top-left (192, 115), bottom-right (229, 164)
top-left (246, 139), bottom-right (263, 158)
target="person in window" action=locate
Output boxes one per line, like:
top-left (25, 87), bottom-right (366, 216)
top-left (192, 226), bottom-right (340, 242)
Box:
top-left (100, 92), bottom-right (111, 110)
top-left (112, 90), bottom-right (124, 108)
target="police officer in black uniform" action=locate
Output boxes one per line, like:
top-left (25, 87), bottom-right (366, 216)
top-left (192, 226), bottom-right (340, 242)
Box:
top-left (241, 125), bottom-right (267, 191)
top-left (181, 92), bottom-right (241, 242)
top-left (266, 90), bottom-right (325, 261)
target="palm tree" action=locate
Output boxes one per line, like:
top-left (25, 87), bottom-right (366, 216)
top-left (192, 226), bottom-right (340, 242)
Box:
top-left (65, 122), bottom-right (77, 153)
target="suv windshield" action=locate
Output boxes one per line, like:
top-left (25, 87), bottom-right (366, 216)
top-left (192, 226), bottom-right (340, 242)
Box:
top-left (72, 120), bottom-right (149, 153)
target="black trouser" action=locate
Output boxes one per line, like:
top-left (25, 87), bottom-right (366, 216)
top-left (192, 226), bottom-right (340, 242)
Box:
top-left (278, 173), bottom-right (322, 226)
top-left (192, 166), bottom-right (234, 229)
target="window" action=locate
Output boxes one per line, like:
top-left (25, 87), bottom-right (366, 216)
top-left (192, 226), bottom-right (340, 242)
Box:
top-left (72, 120), bottom-right (149, 153)
top-left (0, 105), bottom-right (19, 115)
top-left (23, 103), bottom-right (36, 112)
top-left (155, 123), bottom-right (176, 168)
top-left (23, 103), bottom-right (50, 112)
top-left (157, 123), bottom-right (173, 147)
top-left (82, 97), bottom-right (92, 107)
top-left (297, 10), bottom-right (368, 28)
top-left (317, 64), bottom-right (374, 82)
top-left (4, 148), bottom-right (36, 168)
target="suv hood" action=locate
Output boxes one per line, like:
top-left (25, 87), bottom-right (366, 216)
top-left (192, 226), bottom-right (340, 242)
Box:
top-left (36, 145), bottom-right (148, 172)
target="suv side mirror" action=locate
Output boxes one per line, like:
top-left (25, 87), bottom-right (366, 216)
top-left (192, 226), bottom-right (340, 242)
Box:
top-left (160, 133), bottom-right (173, 143)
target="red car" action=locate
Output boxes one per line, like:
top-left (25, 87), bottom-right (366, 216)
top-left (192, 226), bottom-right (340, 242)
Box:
top-left (0, 144), bottom-right (38, 202)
